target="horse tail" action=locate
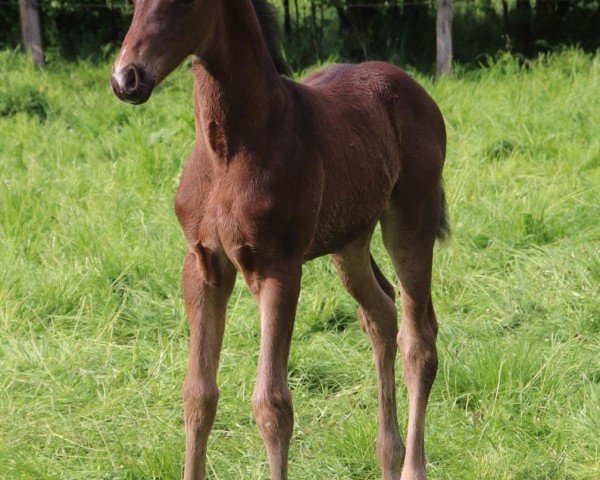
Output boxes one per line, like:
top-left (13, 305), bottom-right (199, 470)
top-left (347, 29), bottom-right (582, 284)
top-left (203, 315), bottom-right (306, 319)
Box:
top-left (436, 185), bottom-right (450, 242)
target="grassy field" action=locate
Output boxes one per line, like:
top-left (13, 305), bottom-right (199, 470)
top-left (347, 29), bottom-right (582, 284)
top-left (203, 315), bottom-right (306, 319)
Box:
top-left (1, 49), bottom-right (598, 479)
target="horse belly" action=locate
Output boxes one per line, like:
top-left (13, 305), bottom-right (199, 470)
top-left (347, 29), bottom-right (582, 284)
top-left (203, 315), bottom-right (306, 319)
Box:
top-left (306, 149), bottom-right (398, 259)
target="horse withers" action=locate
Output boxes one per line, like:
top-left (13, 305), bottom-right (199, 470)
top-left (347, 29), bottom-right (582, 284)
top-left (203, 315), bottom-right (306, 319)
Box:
top-left (110, 1), bottom-right (448, 479)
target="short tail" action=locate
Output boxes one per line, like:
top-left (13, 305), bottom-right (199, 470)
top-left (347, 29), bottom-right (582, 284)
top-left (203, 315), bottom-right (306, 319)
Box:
top-left (436, 186), bottom-right (450, 241)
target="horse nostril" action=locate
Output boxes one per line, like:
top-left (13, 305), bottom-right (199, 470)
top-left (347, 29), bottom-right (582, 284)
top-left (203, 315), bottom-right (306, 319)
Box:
top-left (111, 64), bottom-right (154, 104)
top-left (124, 66), bottom-right (139, 92)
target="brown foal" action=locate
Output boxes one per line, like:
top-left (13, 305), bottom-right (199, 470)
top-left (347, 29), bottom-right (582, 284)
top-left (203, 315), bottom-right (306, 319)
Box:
top-left (110, 1), bottom-right (448, 479)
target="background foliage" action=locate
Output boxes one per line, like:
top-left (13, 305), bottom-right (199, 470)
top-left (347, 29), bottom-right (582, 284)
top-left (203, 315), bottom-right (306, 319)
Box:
top-left (1, 1), bottom-right (599, 70)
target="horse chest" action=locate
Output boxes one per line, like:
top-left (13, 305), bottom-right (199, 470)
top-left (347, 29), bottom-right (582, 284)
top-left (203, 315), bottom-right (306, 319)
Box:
top-left (175, 184), bottom-right (239, 248)
top-left (176, 168), bottom-right (303, 260)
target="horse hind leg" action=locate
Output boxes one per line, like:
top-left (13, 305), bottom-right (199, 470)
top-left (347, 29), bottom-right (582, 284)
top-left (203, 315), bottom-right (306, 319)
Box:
top-left (371, 253), bottom-right (396, 301)
top-left (352, 253), bottom-right (396, 333)
top-left (380, 188), bottom-right (443, 480)
top-left (332, 233), bottom-right (404, 480)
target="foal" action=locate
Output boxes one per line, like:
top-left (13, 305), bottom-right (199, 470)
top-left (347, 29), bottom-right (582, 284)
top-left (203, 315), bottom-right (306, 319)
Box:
top-left (110, 1), bottom-right (448, 479)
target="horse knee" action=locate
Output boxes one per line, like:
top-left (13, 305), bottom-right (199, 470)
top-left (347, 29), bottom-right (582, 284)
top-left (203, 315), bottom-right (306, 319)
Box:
top-left (398, 328), bottom-right (438, 386)
top-left (360, 297), bottom-right (398, 341)
top-left (252, 387), bottom-right (293, 440)
top-left (183, 379), bottom-right (219, 431)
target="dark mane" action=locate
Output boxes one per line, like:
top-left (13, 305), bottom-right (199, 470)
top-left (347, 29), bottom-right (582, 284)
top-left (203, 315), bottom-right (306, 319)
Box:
top-left (251, 0), bottom-right (291, 76)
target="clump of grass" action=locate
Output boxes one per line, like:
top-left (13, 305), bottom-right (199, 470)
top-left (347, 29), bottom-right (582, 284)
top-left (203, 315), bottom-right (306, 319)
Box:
top-left (484, 139), bottom-right (522, 161)
top-left (0, 50), bottom-right (51, 120)
top-left (1, 48), bottom-right (599, 479)
top-left (0, 85), bottom-right (49, 119)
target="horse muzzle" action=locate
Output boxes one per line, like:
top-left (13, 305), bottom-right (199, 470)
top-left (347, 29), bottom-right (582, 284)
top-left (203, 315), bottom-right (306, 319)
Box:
top-left (110, 64), bottom-right (155, 105)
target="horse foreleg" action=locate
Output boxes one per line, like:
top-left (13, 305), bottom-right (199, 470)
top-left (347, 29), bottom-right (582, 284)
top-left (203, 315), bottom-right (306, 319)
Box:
top-left (182, 250), bottom-right (236, 480)
top-left (247, 260), bottom-right (302, 480)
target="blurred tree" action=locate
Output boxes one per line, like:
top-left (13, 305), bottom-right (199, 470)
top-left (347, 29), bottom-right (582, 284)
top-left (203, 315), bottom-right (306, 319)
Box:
top-left (515, 0), bottom-right (534, 54)
top-left (282, 0), bottom-right (292, 34)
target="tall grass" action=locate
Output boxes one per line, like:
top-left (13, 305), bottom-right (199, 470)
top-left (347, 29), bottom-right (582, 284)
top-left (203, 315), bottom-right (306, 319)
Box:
top-left (0, 49), bottom-right (598, 479)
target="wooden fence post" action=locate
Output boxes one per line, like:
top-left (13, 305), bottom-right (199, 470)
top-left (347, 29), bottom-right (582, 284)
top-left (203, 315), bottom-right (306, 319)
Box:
top-left (436, 0), bottom-right (453, 78)
top-left (18, 0), bottom-right (45, 67)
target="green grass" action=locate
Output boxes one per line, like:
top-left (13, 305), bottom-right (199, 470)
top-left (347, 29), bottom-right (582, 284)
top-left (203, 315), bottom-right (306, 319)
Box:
top-left (1, 48), bottom-right (599, 479)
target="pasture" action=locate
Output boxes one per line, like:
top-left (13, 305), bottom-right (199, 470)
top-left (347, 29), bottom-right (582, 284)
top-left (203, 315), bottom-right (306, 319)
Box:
top-left (1, 49), bottom-right (598, 479)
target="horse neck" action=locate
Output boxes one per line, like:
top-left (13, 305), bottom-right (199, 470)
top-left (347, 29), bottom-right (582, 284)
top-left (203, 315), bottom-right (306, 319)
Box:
top-left (192, 0), bottom-right (285, 149)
